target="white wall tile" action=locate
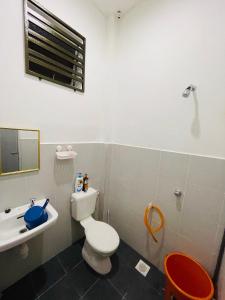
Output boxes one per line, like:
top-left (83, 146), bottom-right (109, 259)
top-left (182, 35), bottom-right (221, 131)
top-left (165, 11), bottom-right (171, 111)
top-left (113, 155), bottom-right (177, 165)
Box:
top-left (181, 184), bottom-right (224, 242)
top-left (188, 156), bottom-right (225, 191)
top-left (1, 142), bottom-right (224, 290)
top-left (107, 144), bottom-right (225, 277)
top-left (159, 151), bottom-right (190, 187)
top-left (157, 178), bottom-right (183, 233)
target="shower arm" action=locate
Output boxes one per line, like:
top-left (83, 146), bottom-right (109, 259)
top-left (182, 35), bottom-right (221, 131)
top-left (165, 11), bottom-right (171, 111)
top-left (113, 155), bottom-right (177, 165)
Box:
top-left (182, 84), bottom-right (196, 98)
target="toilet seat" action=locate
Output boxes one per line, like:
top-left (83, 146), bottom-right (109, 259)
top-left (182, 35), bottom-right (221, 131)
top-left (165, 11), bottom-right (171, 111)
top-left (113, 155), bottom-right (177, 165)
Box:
top-left (85, 220), bottom-right (119, 255)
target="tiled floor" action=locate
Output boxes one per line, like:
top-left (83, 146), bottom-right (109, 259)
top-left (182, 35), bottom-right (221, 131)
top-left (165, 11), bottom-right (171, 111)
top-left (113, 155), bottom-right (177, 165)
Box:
top-left (2, 239), bottom-right (165, 300)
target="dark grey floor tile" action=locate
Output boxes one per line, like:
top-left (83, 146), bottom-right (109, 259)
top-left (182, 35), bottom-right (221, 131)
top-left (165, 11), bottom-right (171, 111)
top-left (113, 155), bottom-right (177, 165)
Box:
top-left (39, 275), bottom-right (80, 300)
top-left (82, 279), bottom-right (121, 300)
top-left (146, 265), bottom-right (165, 295)
top-left (77, 237), bottom-right (85, 248)
top-left (69, 260), bottom-right (99, 297)
top-left (117, 241), bottom-right (140, 267)
top-left (2, 238), bottom-right (165, 300)
top-left (116, 240), bottom-right (165, 295)
top-left (2, 274), bottom-right (36, 300)
top-left (58, 242), bottom-right (83, 272)
top-left (107, 252), bottom-right (165, 298)
top-left (106, 256), bottom-right (143, 295)
top-left (123, 276), bottom-right (163, 300)
top-left (30, 257), bottom-right (65, 296)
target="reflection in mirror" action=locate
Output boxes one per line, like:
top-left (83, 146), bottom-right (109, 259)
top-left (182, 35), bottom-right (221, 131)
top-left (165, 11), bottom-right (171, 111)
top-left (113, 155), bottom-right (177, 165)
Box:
top-left (0, 128), bottom-right (40, 175)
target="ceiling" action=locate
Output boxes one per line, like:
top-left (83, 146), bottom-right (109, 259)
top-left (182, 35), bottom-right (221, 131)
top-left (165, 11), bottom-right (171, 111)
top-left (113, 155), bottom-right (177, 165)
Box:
top-left (92, 0), bottom-right (143, 16)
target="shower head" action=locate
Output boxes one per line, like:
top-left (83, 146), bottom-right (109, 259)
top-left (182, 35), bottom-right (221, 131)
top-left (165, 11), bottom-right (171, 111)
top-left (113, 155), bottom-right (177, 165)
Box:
top-left (182, 85), bottom-right (196, 98)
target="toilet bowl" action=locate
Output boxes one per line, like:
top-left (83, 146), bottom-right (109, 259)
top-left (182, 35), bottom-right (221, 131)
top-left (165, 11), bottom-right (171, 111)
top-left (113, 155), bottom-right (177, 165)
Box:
top-left (80, 216), bottom-right (119, 274)
top-left (71, 188), bottom-right (120, 274)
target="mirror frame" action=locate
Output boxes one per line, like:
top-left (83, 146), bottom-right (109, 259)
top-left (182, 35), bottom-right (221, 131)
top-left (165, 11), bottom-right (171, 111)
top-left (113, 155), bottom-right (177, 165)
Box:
top-left (0, 127), bottom-right (40, 176)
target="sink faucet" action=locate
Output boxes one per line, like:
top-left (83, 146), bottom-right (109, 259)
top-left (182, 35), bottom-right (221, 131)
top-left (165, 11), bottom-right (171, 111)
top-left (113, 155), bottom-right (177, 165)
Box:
top-left (30, 198), bottom-right (36, 207)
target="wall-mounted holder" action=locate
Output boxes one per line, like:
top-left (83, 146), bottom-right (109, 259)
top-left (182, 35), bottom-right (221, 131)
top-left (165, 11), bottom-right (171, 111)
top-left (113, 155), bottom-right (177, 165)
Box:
top-left (56, 145), bottom-right (77, 160)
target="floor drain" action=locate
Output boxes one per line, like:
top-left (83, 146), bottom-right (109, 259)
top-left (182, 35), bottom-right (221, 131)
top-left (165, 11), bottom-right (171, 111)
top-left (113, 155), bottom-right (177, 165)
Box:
top-left (19, 228), bottom-right (28, 234)
top-left (135, 259), bottom-right (151, 277)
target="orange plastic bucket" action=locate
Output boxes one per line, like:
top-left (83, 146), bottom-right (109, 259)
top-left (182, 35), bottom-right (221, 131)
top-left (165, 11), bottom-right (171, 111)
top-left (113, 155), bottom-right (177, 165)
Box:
top-left (164, 253), bottom-right (214, 300)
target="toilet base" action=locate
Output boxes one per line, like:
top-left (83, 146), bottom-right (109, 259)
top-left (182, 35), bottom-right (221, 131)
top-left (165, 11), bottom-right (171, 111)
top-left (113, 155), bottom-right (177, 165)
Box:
top-left (82, 240), bottom-right (112, 275)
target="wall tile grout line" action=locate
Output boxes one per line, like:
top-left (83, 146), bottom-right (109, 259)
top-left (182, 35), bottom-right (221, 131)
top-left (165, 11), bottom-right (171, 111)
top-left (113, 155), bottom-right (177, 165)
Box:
top-left (155, 150), bottom-right (163, 205)
top-left (178, 154), bottom-right (191, 234)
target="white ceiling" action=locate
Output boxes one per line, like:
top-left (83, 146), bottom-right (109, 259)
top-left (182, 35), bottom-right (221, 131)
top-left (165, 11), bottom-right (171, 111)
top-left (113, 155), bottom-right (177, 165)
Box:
top-left (92, 0), bottom-right (142, 16)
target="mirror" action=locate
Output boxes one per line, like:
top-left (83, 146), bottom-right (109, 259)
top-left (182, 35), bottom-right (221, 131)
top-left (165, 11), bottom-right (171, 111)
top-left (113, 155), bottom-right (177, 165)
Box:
top-left (0, 128), bottom-right (40, 176)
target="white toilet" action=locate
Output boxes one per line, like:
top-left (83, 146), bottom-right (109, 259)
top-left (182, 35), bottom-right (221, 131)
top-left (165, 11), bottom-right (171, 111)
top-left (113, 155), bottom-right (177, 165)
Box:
top-left (71, 188), bottom-right (120, 274)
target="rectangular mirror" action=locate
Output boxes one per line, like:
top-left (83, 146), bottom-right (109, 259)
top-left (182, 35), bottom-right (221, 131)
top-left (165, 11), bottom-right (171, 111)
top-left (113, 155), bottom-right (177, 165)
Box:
top-left (0, 128), bottom-right (40, 176)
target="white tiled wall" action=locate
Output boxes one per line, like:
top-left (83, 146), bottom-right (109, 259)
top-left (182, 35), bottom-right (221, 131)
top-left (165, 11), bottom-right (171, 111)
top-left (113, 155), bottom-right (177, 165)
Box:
top-left (105, 144), bottom-right (225, 276)
top-left (0, 143), bottom-right (106, 290)
top-left (1, 142), bottom-right (224, 292)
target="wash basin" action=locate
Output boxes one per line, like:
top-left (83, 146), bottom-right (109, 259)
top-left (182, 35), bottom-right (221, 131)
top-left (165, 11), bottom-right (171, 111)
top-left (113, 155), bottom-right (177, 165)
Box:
top-left (0, 199), bottom-right (58, 252)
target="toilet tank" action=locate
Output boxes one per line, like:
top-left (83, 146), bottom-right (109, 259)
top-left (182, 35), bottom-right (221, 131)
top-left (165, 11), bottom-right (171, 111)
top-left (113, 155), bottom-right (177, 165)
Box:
top-left (71, 187), bottom-right (98, 221)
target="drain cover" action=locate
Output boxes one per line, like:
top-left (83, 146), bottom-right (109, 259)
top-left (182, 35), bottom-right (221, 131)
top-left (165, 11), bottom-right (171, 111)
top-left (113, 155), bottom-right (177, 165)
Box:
top-left (19, 228), bottom-right (28, 234)
top-left (135, 259), bottom-right (151, 277)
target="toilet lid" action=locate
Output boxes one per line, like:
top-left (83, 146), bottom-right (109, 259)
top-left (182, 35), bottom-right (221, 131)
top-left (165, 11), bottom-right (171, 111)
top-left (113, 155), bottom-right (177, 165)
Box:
top-left (85, 221), bottom-right (119, 254)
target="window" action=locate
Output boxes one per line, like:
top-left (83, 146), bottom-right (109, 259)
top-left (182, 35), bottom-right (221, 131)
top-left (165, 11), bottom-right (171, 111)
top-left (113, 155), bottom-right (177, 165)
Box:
top-left (24, 0), bottom-right (85, 92)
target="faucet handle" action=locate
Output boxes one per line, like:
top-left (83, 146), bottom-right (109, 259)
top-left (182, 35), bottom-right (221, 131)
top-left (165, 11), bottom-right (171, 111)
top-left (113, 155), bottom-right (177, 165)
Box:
top-left (30, 198), bottom-right (36, 207)
top-left (174, 189), bottom-right (182, 197)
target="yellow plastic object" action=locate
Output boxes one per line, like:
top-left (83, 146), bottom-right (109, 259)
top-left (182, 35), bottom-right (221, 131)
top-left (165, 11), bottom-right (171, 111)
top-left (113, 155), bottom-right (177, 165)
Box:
top-left (144, 203), bottom-right (164, 242)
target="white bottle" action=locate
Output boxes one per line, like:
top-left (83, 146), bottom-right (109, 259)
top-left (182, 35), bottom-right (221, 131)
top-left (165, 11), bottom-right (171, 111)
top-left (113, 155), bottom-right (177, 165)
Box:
top-left (74, 173), bottom-right (83, 193)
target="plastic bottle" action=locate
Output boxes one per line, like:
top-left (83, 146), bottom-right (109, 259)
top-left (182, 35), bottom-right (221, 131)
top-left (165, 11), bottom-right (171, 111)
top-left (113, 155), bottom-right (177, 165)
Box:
top-left (74, 173), bottom-right (83, 193)
top-left (83, 173), bottom-right (89, 192)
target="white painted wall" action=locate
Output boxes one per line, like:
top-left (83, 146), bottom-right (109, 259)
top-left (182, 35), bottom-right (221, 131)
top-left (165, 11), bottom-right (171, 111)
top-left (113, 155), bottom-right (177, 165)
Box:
top-left (0, 0), bottom-right (107, 143)
top-left (1, 0), bottom-right (225, 154)
top-left (112, 0), bottom-right (225, 158)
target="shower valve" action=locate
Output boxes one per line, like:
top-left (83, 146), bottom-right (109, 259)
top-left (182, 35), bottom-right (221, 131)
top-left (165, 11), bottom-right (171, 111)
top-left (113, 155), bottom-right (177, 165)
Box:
top-left (174, 189), bottom-right (182, 197)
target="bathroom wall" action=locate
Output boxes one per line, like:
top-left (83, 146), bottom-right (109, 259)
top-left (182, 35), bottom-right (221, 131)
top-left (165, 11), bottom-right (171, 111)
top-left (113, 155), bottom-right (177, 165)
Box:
top-left (0, 0), bottom-right (109, 289)
top-left (103, 0), bottom-right (225, 291)
top-left (0, 0), bottom-right (107, 143)
top-left (0, 142), bottom-right (106, 290)
top-left (218, 251), bottom-right (225, 300)
top-left (112, 0), bottom-right (225, 158)
top-left (0, 0), bottom-right (225, 293)
top-left (105, 144), bottom-right (225, 276)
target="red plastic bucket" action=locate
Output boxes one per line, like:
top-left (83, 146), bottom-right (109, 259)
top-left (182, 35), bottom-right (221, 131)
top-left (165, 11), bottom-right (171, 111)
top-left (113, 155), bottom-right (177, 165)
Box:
top-left (164, 253), bottom-right (214, 300)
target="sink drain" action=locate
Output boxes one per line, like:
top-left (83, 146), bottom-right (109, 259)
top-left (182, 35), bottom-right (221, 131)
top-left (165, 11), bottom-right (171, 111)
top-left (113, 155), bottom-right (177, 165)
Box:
top-left (19, 228), bottom-right (28, 234)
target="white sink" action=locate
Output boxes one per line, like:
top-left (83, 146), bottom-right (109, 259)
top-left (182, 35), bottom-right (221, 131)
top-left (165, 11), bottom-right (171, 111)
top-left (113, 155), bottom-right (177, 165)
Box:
top-left (0, 199), bottom-right (58, 252)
